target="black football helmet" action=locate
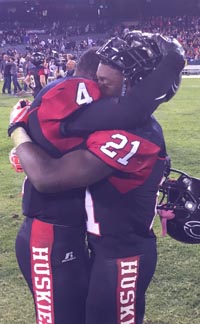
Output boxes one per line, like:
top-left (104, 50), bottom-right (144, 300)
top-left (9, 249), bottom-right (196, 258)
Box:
top-left (158, 169), bottom-right (200, 244)
top-left (124, 30), bottom-right (161, 56)
top-left (124, 30), bottom-right (183, 101)
top-left (96, 33), bottom-right (162, 86)
top-left (31, 52), bottom-right (45, 66)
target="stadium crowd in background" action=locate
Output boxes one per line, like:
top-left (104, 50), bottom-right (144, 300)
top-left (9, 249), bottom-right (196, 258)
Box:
top-left (0, 13), bottom-right (199, 96)
top-left (0, 14), bottom-right (200, 62)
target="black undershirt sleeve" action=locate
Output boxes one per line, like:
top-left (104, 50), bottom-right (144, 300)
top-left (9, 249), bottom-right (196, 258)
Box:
top-left (62, 52), bottom-right (185, 136)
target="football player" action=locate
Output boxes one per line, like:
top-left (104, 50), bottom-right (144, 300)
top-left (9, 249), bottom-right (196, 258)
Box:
top-left (24, 52), bottom-right (47, 98)
top-left (9, 34), bottom-right (185, 324)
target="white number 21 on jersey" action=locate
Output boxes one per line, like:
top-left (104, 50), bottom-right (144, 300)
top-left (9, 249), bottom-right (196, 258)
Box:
top-left (100, 134), bottom-right (140, 166)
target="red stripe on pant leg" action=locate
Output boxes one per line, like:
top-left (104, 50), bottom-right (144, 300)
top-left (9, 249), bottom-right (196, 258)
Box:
top-left (30, 219), bottom-right (55, 324)
top-left (117, 256), bottom-right (140, 324)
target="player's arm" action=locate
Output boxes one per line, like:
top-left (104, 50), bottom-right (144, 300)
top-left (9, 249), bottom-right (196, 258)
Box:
top-left (11, 125), bottom-right (161, 194)
top-left (24, 74), bottom-right (30, 86)
top-left (40, 74), bottom-right (46, 88)
top-left (64, 51), bottom-right (185, 136)
top-left (11, 128), bottom-right (113, 193)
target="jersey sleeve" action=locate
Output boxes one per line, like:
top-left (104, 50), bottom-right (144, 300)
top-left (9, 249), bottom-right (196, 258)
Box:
top-left (38, 68), bottom-right (45, 76)
top-left (65, 52), bottom-right (185, 136)
top-left (86, 129), bottom-right (161, 174)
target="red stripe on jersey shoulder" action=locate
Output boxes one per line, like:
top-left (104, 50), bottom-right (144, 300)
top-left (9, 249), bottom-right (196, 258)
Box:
top-left (87, 129), bottom-right (161, 193)
top-left (87, 130), bottom-right (160, 173)
top-left (36, 78), bottom-right (101, 152)
top-left (40, 78), bottom-right (101, 120)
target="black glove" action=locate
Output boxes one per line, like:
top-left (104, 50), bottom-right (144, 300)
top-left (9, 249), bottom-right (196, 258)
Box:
top-left (152, 34), bottom-right (185, 58)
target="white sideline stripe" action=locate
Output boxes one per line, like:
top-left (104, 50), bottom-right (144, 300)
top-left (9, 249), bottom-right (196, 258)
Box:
top-left (182, 75), bottom-right (200, 78)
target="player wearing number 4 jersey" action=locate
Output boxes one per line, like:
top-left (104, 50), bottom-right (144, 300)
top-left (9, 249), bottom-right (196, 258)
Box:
top-left (9, 33), bottom-right (185, 324)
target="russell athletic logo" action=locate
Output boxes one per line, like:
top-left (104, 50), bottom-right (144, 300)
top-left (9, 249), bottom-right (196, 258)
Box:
top-left (62, 251), bottom-right (77, 263)
top-left (117, 256), bottom-right (140, 324)
top-left (31, 247), bottom-right (54, 324)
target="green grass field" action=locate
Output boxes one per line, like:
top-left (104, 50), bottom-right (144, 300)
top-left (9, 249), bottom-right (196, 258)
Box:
top-left (0, 78), bottom-right (200, 324)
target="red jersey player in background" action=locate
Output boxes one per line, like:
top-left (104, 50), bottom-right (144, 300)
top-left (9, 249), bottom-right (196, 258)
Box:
top-left (24, 52), bottom-right (47, 98)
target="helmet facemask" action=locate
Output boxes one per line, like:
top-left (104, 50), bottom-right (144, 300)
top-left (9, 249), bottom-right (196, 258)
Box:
top-left (96, 34), bottom-right (162, 89)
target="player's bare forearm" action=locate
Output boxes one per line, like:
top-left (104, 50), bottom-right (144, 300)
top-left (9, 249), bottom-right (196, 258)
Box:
top-left (15, 141), bottom-right (113, 193)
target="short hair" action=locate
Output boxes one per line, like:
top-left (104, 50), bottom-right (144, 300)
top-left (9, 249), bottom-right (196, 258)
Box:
top-left (74, 47), bottom-right (100, 80)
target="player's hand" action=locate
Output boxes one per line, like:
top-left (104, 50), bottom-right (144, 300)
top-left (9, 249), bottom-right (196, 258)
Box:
top-left (9, 147), bottom-right (23, 173)
top-left (157, 207), bottom-right (175, 237)
top-left (158, 208), bottom-right (175, 220)
top-left (152, 34), bottom-right (185, 58)
top-left (8, 99), bottom-right (32, 137)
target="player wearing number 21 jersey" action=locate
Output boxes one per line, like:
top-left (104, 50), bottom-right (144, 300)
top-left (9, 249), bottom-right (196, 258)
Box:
top-left (84, 116), bottom-right (166, 324)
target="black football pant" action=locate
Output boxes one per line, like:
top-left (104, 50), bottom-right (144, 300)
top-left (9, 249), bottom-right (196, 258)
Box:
top-left (15, 217), bottom-right (90, 324)
top-left (86, 239), bottom-right (157, 324)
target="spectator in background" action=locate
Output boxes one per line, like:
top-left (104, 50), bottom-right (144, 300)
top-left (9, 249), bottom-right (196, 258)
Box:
top-left (2, 54), bottom-right (12, 95)
top-left (10, 57), bottom-right (22, 95)
top-left (0, 53), bottom-right (4, 80)
top-left (22, 54), bottom-right (34, 91)
top-left (48, 58), bottom-right (58, 80)
top-left (65, 59), bottom-right (76, 76)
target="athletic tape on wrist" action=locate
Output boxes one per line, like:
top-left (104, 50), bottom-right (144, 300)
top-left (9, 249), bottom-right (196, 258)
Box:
top-left (11, 127), bottom-right (32, 148)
